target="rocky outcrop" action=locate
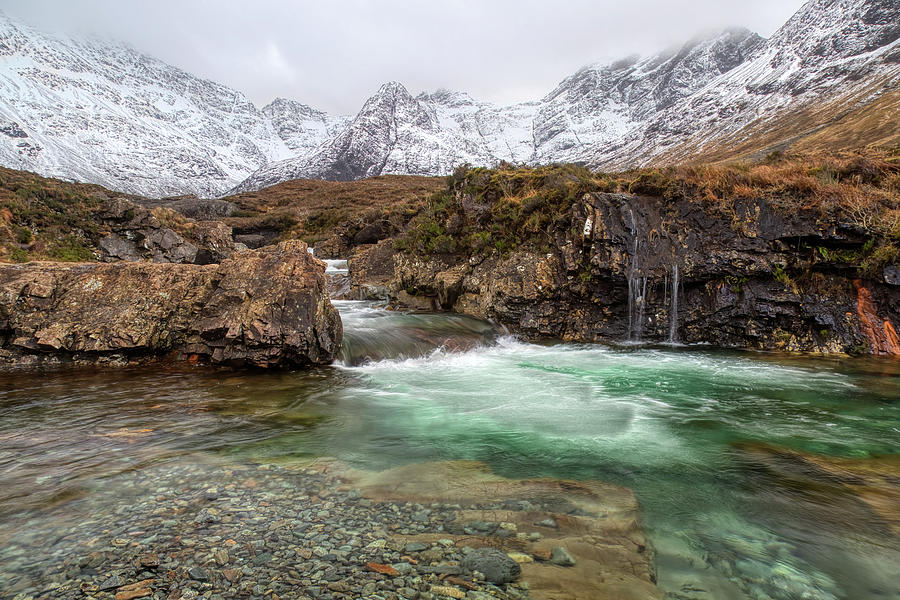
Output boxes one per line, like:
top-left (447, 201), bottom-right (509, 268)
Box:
top-left (349, 192), bottom-right (900, 355)
top-left (96, 197), bottom-right (237, 264)
top-left (0, 240), bottom-right (341, 368)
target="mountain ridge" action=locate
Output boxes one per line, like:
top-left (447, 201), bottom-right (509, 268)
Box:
top-left (0, 0), bottom-right (897, 197)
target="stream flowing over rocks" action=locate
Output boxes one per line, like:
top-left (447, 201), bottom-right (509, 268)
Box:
top-left (0, 240), bottom-right (341, 369)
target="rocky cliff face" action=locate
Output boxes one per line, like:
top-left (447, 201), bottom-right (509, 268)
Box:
top-left (0, 240), bottom-right (342, 368)
top-left (347, 169), bottom-right (900, 356)
top-left (95, 196), bottom-right (238, 265)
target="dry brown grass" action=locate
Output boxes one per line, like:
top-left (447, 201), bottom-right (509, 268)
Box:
top-left (623, 148), bottom-right (900, 221)
top-left (651, 82), bottom-right (900, 166)
top-left (612, 147), bottom-right (900, 273)
top-left (221, 174), bottom-right (444, 243)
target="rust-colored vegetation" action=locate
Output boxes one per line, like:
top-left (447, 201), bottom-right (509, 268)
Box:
top-left (220, 175), bottom-right (444, 245)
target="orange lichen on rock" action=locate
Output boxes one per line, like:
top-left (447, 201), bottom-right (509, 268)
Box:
top-left (366, 562), bottom-right (399, 576)
top-left (854, 281), bottom-right (900, 355)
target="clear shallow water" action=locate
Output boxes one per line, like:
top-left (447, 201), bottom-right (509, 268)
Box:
top-left (1, 300), bottom-right (899, 599)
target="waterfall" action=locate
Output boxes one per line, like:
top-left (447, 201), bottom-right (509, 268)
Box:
top-left (625, 208), bottom-right (646, 342)
top-left (636, 277), bottom-right (647, 340)
top-left (668, 264), bottom-right (679, 343)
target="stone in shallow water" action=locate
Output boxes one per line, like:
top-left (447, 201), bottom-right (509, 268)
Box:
top-left (550, 546), bottom-right (576, 567)
top-left (188, 566), bottom-right (209, 581)
top-left (405, 541), bottom-right (429, 553)
top-left (430, 585), bottom-right (465, 598)
top-left (460, 548), bottom-right (521, 584)
top-left (114, 590), bottom-right (151, 600)
top-left (366, 562), bottom-right (399, 576)
top-left (98, 575), bottom-right (122, 591)
top-left (507, 552), bottom-right (534, 564)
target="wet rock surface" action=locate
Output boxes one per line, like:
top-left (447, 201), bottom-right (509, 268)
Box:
top-left (349, 192), bottom-right (900, 355)
top-left (0, 240), bottom-right (341, 369)
top-left (0, 459), bottom-right (656, 600)
top-left (460, 549), bottom-right (521, 584)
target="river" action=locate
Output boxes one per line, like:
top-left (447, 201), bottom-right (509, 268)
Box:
top-left (1, 295), bottom-right (898, 599)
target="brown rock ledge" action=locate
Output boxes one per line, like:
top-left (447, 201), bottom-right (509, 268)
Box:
top-left (0, 240), bottom-right (342, 369)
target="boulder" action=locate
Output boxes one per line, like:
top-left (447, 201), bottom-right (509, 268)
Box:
top-left (0, 240), bottom-right (341, 369)
top-left (461, 547), bottom-right (521, 584)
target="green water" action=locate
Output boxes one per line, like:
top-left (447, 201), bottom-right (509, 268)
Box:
top-left (1, 300), bottom-right (898, 599)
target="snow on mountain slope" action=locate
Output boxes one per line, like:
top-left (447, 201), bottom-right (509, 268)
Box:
top-left (416, 89), bottom-right (538, 164)
top-left (1, 0), bottom-right (897, 196)
top-left (230, 82), bottom-right (506, 190)
top-left (261, 97), bottom-right (350, 157)
top-left (589, 0), bottom-right (900, 167)
top-left (532, 28), bottom-right (764, 164)
top-left (0, 12), bottom-right (296, 197)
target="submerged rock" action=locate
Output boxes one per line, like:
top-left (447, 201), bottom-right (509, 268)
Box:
top-left (549, 546), bottom-right (576, 567)
top-left (0, 240), bottom-right (341, 369)
top-left (461, 548), bottom-right (521, 584)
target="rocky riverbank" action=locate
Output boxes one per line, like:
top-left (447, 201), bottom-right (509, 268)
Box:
top-left (0, 240), bottom-right (341, 369)
top-left (0, 459), bottom-right (658, 600)
top-left (344, 159), bottom-right (900, 355)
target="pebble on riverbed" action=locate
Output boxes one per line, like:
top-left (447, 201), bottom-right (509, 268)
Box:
top-left (0, 461), bottom-right (547, 600)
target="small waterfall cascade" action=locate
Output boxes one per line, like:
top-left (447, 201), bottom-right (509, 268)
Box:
top-left (625, 209), bottom-right (647, 342)
top-left (668, 264), bottom-right (679, 344)
top-left (335, 301), bottom-right (499, 366)
top-left (311, 247), bottom-right (351, 298)
top-left (622, 202), bottom-right (681, 344)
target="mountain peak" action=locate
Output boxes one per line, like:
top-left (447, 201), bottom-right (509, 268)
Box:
top-left (770, 0), bottom-right (900, 60)
top-left (375, 81), bottom-right (413, 99)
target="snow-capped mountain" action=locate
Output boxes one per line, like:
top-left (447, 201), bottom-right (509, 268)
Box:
top-left (234, 26), bottom-right (769, 191)
top-left (260, 98), bottom-right (350, 157)
top-left (531, 27), bottom-right (764, 165)
top-left (0, 12), bottom-right (318, 197)
top-left (237, 0), bottom-right (897, 191)
top-left (229, 82), bottom-right (539, 193)
top-left (589, 0), bottom-right (900, 168)
top-left (0, 0), bottom-right (897, 197)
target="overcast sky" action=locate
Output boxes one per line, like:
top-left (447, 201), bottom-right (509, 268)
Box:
top-left (3, 0), bottom-right (807, 114)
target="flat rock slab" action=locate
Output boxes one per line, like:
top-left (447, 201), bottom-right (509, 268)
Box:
top-left (337, 460), bottom-right (661, 600)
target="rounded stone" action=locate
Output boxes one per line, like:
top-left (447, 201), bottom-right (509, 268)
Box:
top-left (460, 548), bottom-right (521, 584)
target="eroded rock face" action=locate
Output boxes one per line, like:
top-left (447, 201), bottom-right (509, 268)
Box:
top-left (349, 192), bottom-right (900, 355)
top-left (96, 197), bottom-right (236, 264)
top-left (0, 240), bottom-right (341, 368)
